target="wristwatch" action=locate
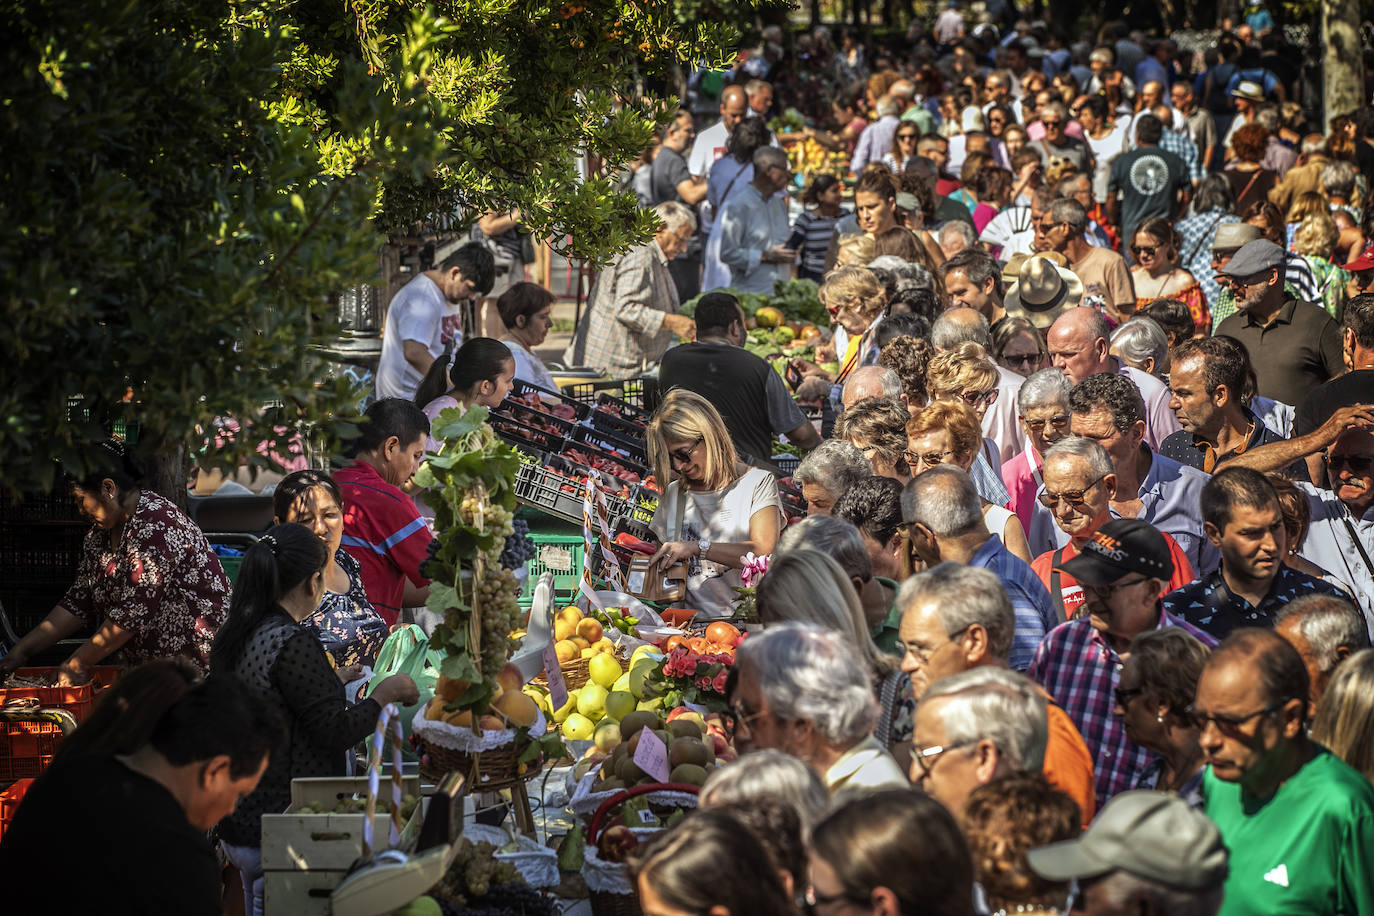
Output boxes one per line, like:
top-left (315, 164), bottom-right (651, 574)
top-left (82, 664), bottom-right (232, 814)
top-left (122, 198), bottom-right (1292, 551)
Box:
top-left (697, 537), bottom-right (711, 558)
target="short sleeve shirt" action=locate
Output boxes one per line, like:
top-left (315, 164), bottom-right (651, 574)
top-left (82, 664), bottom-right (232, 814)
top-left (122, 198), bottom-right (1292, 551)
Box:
top-left (1108, 146), bottom-right (1188, 243)
top-left (650, 147), bottom-right (692, 206)
top-left (375, 274), bottom-right (460, 401)
top-left (336, 460), bottom-right (432, 624)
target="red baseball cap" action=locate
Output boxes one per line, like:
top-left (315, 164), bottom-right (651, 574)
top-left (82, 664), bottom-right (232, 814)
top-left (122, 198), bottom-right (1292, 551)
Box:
top-left (1343, 246), bottom-right (1374, 272)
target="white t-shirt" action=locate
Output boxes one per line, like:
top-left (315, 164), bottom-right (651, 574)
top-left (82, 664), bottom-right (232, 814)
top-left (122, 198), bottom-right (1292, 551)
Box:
top-left (689, 121), bottom-right (731, 179)
top-left (375, 274), bottom-right (461, 401)
top-left (503, 341), bottom-right (559, 392)
top-left (1085, 124), bottom-right (1129, 203)
top-left (650, 466), bottom-right (782, 618)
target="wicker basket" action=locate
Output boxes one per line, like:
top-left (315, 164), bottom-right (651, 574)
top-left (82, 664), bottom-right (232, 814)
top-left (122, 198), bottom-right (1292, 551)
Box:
top-left (582, 783), bottom-right (700, 916)
top-left (419, 738), bottom-right (543, 790)
top-left (532, 652), bottom-right (629, 692)
top-left (589, 889), bottom-right (643, 916)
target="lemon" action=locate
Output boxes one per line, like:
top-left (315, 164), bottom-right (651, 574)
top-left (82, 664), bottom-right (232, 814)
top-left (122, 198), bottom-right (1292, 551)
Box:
top-left (551, 693), bottom-right (577, 724)
top-left (577, 683), bottom-right (608, 720)
top-left (588, 653), bottom-right (622, 689)
top-left (561, 713), bottom-right (595, 741)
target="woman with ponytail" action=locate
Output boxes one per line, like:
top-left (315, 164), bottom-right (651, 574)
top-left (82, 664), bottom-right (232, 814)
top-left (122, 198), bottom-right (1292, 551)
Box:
top-left (211, 523), bottom-right (419, 916)
top-left (413, 335), bottom-right (515, 432)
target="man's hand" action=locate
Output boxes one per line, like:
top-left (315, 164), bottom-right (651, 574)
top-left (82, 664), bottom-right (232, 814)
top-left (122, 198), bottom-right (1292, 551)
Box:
top-left (663, 314), bottom-right (696, 338)
top-left (763, 245), bottom-right (798, 264)
top-left (789, 357), bottom-right (834, 382)
top-left (1316, 404), bottom-right (1374, 448)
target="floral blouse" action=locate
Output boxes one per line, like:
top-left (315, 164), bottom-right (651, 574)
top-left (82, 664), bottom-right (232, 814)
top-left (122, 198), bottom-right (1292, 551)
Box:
top-left (305, 548), bottom-right (389, 668)
top-left (59, 490), bottom-right (229, 673)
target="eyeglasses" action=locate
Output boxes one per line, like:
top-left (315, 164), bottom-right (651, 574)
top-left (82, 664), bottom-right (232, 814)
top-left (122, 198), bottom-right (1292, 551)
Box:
top-left (904, 448), bottom-right (955, 468)
top-left (957, 388), bottom-right (999, 408)
top-left (1083, 575), bottom-right (1150, 596)
top-left (1210, 249), bottom-right (1238, 263)
top-left (669, 437), bottom-right (703, 466)
top-left (1328, 452), bottom-right (1374, 474)
top-left (900, 624), bottom-right (973, 665)
top-left (1114, 685), bottom-right (1146, 708)
top-left (1041, 119), bottom-right (1063, 127)
top-left (1023, 413), bottom-right (1069, 433)
top-left (1037, 474), bottom-right (1108, 508)
top-left (1185, 702), bottom-right (1283, 735)
top-left (1003, 352), bottom-right (1044, 369)
top-left (1131, 245), bottom-right (1157, 257)
top-left (722, 703), bottom-right (769, 739)
top-left (910, 741), bottom-right (973, 779)
top-left (1037, 220), bottom-right (1065, 233)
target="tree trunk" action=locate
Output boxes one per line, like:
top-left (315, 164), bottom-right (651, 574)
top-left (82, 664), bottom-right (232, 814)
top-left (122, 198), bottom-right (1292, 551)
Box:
top-left (810, 0), bottom-right (821, 29)
top-left (148, 443), bottom-right (189, 511)
top-left (1322, 0), bottom-right (1363, 128)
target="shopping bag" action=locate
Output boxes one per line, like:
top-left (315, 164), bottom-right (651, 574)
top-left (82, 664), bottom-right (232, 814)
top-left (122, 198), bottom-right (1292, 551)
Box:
top-left (365, 625), bottom-right (443, 757)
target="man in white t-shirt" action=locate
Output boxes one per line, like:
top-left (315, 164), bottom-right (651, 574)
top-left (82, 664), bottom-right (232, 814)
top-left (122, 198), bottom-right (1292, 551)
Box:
top-left (374, 243), bottom-right (495, 401)
top-left (688, 85), bottom-right (750, 179)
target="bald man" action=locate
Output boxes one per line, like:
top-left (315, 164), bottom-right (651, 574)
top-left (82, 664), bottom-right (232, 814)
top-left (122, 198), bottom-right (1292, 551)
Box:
top-left (688, 85), bottom-right (749, 178)
top-left (842, 365), bottom-right (905, 410)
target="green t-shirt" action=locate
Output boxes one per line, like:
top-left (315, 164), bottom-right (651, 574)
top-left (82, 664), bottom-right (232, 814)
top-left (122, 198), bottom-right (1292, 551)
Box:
top-left (870, 577), bottom-right (903, 659)
top-left (1203, 747), bottom-right (1374, 916)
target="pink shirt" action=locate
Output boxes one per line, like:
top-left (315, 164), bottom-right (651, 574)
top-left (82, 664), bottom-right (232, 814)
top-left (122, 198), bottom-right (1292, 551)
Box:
top-left (1002, 447), bottom-right (1042, 533)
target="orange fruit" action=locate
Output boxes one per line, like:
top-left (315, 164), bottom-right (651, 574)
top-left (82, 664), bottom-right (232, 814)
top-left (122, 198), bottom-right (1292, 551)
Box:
top-left (555, 640), bottom-right (579, 663)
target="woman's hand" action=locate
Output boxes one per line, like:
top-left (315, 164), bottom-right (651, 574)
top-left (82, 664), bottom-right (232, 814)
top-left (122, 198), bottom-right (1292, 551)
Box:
top-left (372, 674), bottom-right (420, 708)
top-left (650, 541), bottom-right (698, 570)
top-left (336, 663), bottom-right (364, 685)
top-left (0, 649), bottom-right (29, 679)
top-left (789, 357), bottom-right (833, 382)
top-left (56, 660), bottom-right (90, 687)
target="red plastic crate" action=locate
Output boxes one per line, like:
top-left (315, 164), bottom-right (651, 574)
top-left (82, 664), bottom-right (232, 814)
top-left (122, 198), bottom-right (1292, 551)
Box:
top-left (0, 666), bottom-right (121, 723)
top-left (0, 718), bottom-right (64, 781)
top-left (0, 778), bottom-right (34, 842)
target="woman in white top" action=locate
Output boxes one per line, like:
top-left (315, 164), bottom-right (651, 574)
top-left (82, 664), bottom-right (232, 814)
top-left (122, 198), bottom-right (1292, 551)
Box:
top-left (496, 281), bottom-right (559, 391)
top-left (647, 389), bottom-right (782, 618)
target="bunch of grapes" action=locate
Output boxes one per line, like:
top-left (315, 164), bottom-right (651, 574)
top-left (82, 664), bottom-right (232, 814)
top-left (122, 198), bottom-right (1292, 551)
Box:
top-left (459, 492), bottom-right (514, 540)
top-left (476, 560), bottom-right (522, 674)
top-left (436, 839), bottom-right (525, 906)
top-left (498, 518), bottom-right (536, 570)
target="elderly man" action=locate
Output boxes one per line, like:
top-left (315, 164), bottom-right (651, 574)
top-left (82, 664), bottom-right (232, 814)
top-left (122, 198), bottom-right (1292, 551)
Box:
top-left (1054, 171), bottom-right (1114, 248)
top-left (1067, 372), bottom-right (1215, 573)
top-left (1109, 317), bottom-right (1169, 377)
top-left (851, 94), bottom-right (901, 174)
top-left (910, 666), bottom-right (1049, 818)
top-left (1163, 468), bottom-right (1345, 638)
top-left (1004, 369), bottom-right (1073, 534)
top-left (688, 85), bottom-right (749, 178)
top-left (1048, 307), bottom-right (1179, 448)
top-left (930, 302), bottom-right (1026, 464)
top-left (743, 78), bottom-right (773, 119)
top-left (1030, 518), bottom-right (1216, 808)
top-left (833, 476), bottom-right (905, 584)
top-left (1040, 198), bottom-right (1134, 322)
top-left (1195, 629), bottom-right (1374, 915)
top-left (841, 365), bottom-right (904, 411)
top-left (902, 467), bottom-right (1057, 670)
top-left (731, 621), bottom-right (908, 798)
top-left (660, 292), bottom-right (818, 465)
top-left (1171, 81), bottom-right (1218, 174)
top-left (937, 220), bottom-right (978, 260)
top-left (719, 146), bottom-right (795, 294)
top-left (1029, 437), bottom-right (1195, 614)
top-left (1274, 594), bottom-right (1370, 708)
top-left (1213, 240), bottom-right (1344, 406)
top-left (1028, 791), bottom-right (1228, 916)
top-left (1218, 412), bottom-right (1374, 616)
top-left (563, 202), bottom-right (697, 375)
top-left (793, 439), bottom-right (870, 516)
top-left (897, 563), bottom-right (1096, 823)
top-left (1159, 336), bottom-right (1289, 472)
top-left (777, 514), bottom-right (901, 654)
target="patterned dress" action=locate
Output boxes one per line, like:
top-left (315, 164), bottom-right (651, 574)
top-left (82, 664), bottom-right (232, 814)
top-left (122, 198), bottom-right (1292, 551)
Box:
top-left (305, 549), bottom-right (389, 668)
top-left (59, 490), bottom-right (229, 672)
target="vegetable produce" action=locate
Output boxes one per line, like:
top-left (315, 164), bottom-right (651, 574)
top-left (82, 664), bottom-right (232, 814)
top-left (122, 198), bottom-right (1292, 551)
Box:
top-left (681, 278), bottom-right (826, 325)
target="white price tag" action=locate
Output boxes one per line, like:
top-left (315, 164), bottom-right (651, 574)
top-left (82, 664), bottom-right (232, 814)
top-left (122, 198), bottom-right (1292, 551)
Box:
top-left (633, 726), bottom-right (671, 783)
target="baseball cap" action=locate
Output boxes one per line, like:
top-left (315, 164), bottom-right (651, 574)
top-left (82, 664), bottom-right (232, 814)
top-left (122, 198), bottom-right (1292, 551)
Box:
top-left (1343, 246), bottom-right (1374, 273)
top-left (1216, 239), bottom-right (1285, 278)
top-left (1060, 518), bottom-right (1173, 587)
top-left (1027, 791), bottom-right (1228, 890)
top-left (1211, 222), bottom-right (1261, 253)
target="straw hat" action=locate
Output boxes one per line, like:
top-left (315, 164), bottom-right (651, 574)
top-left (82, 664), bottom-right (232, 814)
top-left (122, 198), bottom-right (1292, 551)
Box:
top-left (1004, 253), bottom-right (1084, 329)
top-left (1230, 81), bottom-right (1265, 103)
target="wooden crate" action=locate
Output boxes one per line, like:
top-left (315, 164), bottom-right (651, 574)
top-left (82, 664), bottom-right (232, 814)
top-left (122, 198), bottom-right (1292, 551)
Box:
top-left (261, 775), bottom-right (424, 872)
top-left (264, 870), bottom-right (342, 916)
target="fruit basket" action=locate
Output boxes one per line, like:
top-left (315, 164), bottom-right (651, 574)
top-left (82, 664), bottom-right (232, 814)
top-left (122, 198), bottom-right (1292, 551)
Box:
top-left (412, 709), bottom-right (548, 791)
top-left (582, 783), bottom-right (701, 916)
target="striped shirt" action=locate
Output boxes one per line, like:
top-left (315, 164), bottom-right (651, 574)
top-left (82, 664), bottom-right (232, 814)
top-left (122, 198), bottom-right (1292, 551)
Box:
top-left (792, 208), bottom-right (849, 278)
top-left (337, 460), bottom-right (432, 625)
top-left (970, 535), bottom-right (1058, 671)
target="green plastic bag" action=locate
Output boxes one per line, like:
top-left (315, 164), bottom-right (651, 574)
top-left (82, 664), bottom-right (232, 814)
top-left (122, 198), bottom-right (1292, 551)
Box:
top-left (365, 624), bottom-right (444, 758)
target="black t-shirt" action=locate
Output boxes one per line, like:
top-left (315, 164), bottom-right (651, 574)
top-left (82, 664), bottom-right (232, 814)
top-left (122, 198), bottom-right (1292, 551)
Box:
top-left (659, 341), bottom-right (804, 465)
top-left (1294, 369), bottom-right (1374, 437)
top-left (1108, 146), bottom-right (1188, 248)
top-left (650, 147), bottom-right (691, 206)
top-left (0, 753), bottom-right (221, 915)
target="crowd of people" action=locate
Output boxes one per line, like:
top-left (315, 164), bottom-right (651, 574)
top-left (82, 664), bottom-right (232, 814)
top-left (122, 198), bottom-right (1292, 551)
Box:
top-left (5, 5), bottom-right (1374, 915)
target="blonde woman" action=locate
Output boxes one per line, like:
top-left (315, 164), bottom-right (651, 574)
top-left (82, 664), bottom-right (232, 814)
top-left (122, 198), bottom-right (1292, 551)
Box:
top-left (792, 266), bottom-right (889, 391)
top-left (834, 232), bottom-right (877, 268)
top-left (925, 342), bottom-right (1004, 471)
top-left (756, 549), bottom-right (915, 770)
top-left (1294, 211), bottom-right (1351, 320)
top-left (647, 389), bottom-right (782, 618)
top-left (906, 401), bottom-right (1033, 562)
top-left (835, 397), bottom-right (911, 484)
top-left (1311, 649), bottom-right (1374, 784)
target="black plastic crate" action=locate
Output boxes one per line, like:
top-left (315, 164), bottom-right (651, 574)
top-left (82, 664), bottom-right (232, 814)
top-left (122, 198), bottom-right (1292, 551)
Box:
top-left (593, 392), bottom-right (652, 426)
top-left (568, 423), bottom-right (647, 466)
top-left (0, 488), bottom-right (83, 524)
top-left (562, 377), bottom-right (656, 408)
top-left (505, 379), bottom-right (590, 422)
top-left (488, 411), bottom-right (569, 456)
top-left (514, 463), bottom-right (587, 527)
top-left (0, 520), bottom-right (90, 589)
top-left (778, 481), bottom-right (808, 521)
top-left (772, 453), bottom-right (800, 476)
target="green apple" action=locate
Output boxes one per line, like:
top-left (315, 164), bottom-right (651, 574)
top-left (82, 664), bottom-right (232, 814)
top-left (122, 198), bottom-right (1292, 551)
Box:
top-left (577, 683), bottom-right (608, 720)
top-left (605, 690), bottom-right (637, 721)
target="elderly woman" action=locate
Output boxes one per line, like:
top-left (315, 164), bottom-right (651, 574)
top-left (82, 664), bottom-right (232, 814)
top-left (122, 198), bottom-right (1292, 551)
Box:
top-left (647, 389), bottom-right (782, 618)
top-left (992, 316), bottom-right (1048, 378)
top-left (792, 266), bottom-right (888, 388)
top-left (757, 550), bottom-right (915, 769)
top-left (793, 438), bottom-right (871, 516)
top-left (1294, 211), bottom-right (1352, 320)
top-left (963, 773), bottom-right (1080, 916)
top-left (730, 621), bottom-right (908, 796)
top-left (699, 748), bottom-right (830, 839)
top-left (924, 342), bottom-right (1005, 473)
top-left (834, 232), bottom-right (877, 269)
top-left (1115, 628), bottom-right (1212, 808)
top-left (905, 401), bottom-right (1032, 562)
top-left (0, 440), bottom-right (229, 682)
top-left (1002, 369), bottom-right (1073, 534)
top-left (836, 397), bottom-right (912, 484)
top-left (496, 281), bottom-right (558, 390)
top-left (878, 335), bottom-right (934, 412)
top-left (1129, 219), bottom-right (1206, 335)
top-left (1109, 316), bottom-right (1170, 378)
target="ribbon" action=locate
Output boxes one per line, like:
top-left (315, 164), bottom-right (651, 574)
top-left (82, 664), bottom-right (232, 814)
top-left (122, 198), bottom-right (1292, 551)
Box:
top-left (362, 702), bottom-right (405, 856)
top-left (581, 473), bottom-right (629, 595)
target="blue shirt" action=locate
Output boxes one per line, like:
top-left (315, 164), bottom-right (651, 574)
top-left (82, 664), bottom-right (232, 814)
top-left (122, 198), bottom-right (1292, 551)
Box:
top-left (970, 535), bottom-right (1058, 671)
top-left (1163, 565), bottom-right (1347, 639)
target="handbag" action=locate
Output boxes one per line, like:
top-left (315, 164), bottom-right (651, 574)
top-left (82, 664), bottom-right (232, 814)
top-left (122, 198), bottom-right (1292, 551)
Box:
top-left (365, 625), bottom-right (443, 758)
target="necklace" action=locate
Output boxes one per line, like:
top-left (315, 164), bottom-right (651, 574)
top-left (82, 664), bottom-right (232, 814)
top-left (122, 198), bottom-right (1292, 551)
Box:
top-left (992, 906), bottom-right (1064, 916)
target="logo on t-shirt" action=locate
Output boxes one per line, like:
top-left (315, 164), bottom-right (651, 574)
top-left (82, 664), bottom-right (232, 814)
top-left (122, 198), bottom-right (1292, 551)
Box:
top-left (1128, 154), bottom-right (1170, 196)
top-left (1263, 863), bottom-right (1289, 887)
top-left (440, 314), bottom-right (462, 349)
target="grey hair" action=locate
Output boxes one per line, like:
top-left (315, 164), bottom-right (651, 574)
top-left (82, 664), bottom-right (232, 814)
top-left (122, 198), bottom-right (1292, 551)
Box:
top-left (1094, 870), bottom-right (1224, 916)
top-left (1275, 594), bottom-right (1371, 674)
top-left (902, 466), bottom-right (984, 537)
top-left (844, 365), bottom-right (904, 402)
top-left (1049, 197), bottom-right (1088, 233)
top-left (876, 94), bottom-right (900, 117)
top-left (896, 562), bottom-right (1014, 662)
top-left (866, 255), bottom-right (935, 292)
top-left (754, 145), bottom-right (789, 171)
top-left (1043, 436), bottom-right (1116, 481)
top-left (1040, 100), bottom-right (1068, 121)
top-left (654, 200), bottom-right (697, 235)
top-left (699, 749), bottom-right (830, 839)
top-left (1109, 318), bottom-right (1168, 374)
top-left (1321, 160), bottom-right (1357, 199)
top-left (1191, 173), bottom-right (1234, 214)
top-left (793, 439), bottom-right (871, 503)
top-left (735, 622), bottom-right (878, 746)
top-left (931, 309), bottom-right (993, 350)
top-left (1255, 107), bottom-right (1280, 132)
top-left (921, 667), bottom-right (1048, 771)
top-left (777, 515), bottom-right (874, 581)
top-left (1017, 367), bottom-right (1072, 415)
top-left (756, 548), bottom-right (887, 675)
top-left (938, 220), bottom-right (979, 249)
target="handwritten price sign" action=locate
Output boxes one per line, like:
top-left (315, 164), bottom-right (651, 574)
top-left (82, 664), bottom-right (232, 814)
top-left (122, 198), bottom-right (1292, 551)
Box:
top-left (633, 726), bottom-right (671, 783)
top-left (542, 641), bottom-right (568, 712)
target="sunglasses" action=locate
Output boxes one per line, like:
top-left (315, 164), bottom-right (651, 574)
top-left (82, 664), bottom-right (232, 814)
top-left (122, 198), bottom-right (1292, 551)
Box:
top-left (1328, 452), bottom-right (1374, 474)
top-left (1003, 352), bottom-right (1043, 368)
top-left (1210, 249), bottom-right (1238, 262)
top-left (1185, 702), bottom-right (1283, 735)
top-left (1041, 119), bottom-right (1063, 127)
top-left (1023, 413), bottom-right (1069, 433)
top-left (904, 448), bottom-right (955, 468)
top-left (1131, 245), bottom-right (1157, 257)
top-left (1037, 474), bottom-right (1107, 509)
top-left (957, 389), bottom-right (999, 408)
top-left (898, 133), bottom-right (919, 141)
top-left (669, 437), bottom-right (703, 465)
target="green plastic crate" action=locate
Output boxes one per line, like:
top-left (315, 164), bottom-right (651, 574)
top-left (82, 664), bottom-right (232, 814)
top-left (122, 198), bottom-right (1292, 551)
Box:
top-left (518, 532), bottom-right (587, 611)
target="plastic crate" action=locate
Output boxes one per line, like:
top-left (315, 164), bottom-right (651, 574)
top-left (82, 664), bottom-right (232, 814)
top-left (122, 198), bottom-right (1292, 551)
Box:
top-left (772, 453), bottom-right (800, 476)
top-left (0, 717), bottom-right (64, 781)
top-left (561, 377), bottom-right (655, 408)
top-left (567, 423), bottom-right (647, 466)
top-left (0, 666), bottom-right (121, 724)
top-left (518, 533), bottom-right (587, 610)
top-left (514, 456), bottom-right (642, 528)
top-left (0, 778), bottom-right (33, 842)
top-left (488, 411), bottom-right (570, 456)
top-left (508, 379), bottom-right (591, 422)
top-left (593, 392), bottom-right (652, 426)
